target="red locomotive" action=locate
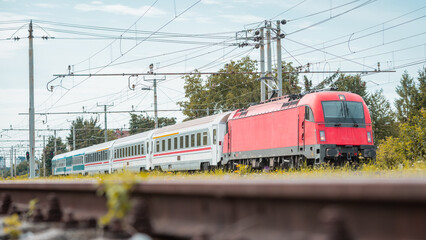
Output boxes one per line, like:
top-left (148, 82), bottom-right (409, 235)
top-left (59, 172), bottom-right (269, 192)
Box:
top-left (222, 90), bottom-right (376, 168)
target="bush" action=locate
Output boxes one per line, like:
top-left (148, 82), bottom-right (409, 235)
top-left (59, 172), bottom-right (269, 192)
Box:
top-left (376, 109), bottom-right (425, 168)
top-left (376, 137), bottom-right (405, 168)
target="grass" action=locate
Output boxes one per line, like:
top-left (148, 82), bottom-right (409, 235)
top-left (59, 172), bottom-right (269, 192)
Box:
top-left (2, 161), bottom-right (426, 182)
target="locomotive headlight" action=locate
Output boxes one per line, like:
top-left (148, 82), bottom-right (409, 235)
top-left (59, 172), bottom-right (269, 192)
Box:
top-left (367, 131), bottom-right (372, 143)
top-left (320, 131), bottom-right (326, 141)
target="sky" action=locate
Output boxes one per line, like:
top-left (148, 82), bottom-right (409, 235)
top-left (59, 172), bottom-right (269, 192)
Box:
top-left (0, 0), bottom-right (425, 161)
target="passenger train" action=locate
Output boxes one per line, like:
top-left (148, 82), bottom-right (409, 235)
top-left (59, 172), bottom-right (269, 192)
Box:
top-left (52, 90), bottom-right (376, 175)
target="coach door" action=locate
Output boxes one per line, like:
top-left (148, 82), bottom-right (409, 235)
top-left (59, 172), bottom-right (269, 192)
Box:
top-left (212, 125), bottom-right (219, 165)
top-left (298, 106), bottom-right (306, 152)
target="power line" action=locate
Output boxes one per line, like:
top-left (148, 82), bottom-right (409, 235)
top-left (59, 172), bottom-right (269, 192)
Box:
top-left (287, 6), bottom-right (426, 55)
top-left (72, 0), bottom-right (160, 67)
top-left (270, 0), bottom-right (307, 20)
top-left (285, 38), bottom-right (376, 69)
top-left (307, 31), bottom-right (426, 66)
top-left (43, 0), bottom-right (201, 115)
top-left (287, 0), bottom-right (376, 35)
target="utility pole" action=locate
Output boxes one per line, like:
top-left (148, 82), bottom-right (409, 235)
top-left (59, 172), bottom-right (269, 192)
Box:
top-left (42, 135), bottom-right (45, 177)
top-left (97, 103), bottom-right (114, 142)
top-left (266, 21), bottom-right (273, 99)
top-left (260, 27), bottom-right (266, 102)
top-left (28, 20), bottom-right (35, 179)
top-left (276, 20), bottom-right (283, 97)
top-left (72, 125), bottom-right (76, 150)
top-left (54, 130), bottom-right (57, 155)
top-left (143, 64), bottom-right (165, 129)
top-left (10, 146), bottom-right (13, 177)
top-left (153, 77), bottom-right (158, 128)
top-left (13, 148), bottom-right (16, 177)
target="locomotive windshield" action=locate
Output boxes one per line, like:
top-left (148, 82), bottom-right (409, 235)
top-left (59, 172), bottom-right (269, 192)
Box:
top-left (322, 101), bottom-right (365, 126)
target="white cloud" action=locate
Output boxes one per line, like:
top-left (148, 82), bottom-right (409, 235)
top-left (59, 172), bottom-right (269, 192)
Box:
top-left (34, 3), bottom-right (57, 8)
top-left (202, 0), bottom-right (220, 5)
top-left (0, 12), bottom-right (33, 21)
top-left (74, 3), bottom-right (166, 17)
top-left (220, 14), bottom-right (264, 24)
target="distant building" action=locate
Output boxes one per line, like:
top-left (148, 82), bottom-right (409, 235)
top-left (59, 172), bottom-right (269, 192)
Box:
top-left (115, 129), bottom-right (130, 139)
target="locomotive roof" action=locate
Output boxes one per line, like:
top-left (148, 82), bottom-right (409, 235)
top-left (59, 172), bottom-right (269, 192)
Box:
top-left (230, 91), bottom-right (363, 119)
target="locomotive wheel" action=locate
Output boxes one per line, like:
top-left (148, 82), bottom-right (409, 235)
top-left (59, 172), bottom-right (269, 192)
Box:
top-left (294, 156), bottom-right (306, 170)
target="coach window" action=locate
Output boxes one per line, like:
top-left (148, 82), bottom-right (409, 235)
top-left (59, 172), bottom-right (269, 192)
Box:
top-left (156, 140), bottom-right (160, 153)
top-left (191, 134), bottom-right (195, 147)
top-left (185, 135), bottom-right (189, 148)
top-left (180, 136), bottom-right (184, 149)
top-left (203, 132), bottom-right (208, 146)
top-left (141, 144), bottom-right (144, 155)
top-left (162, 139), bottom-right (165, 152)
top-left (174, 137), bottom-right (178, 150)
top-left (213, 129), bottom-right (217, 144)
top-left (197, 133), bottom-right (201, 147)
top-left (305, 106), bottom-right (314, 122)
top-left (168, 138), bottom-right (171, 151)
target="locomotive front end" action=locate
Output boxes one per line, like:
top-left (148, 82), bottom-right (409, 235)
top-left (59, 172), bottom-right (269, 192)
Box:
top-left (309, 92), bottom-right (376, 164)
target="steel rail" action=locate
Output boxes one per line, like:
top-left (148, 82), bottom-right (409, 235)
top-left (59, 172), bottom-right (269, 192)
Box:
top-left (1, 179), bottom-right (426, 239)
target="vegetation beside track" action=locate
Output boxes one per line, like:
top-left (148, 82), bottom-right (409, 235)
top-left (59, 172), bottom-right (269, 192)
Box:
top-left (2, 160), bottom-right (426, 182)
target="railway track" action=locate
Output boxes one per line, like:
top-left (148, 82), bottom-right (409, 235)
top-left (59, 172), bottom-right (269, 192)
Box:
top-left (1, 179), bottom-right (426, 239)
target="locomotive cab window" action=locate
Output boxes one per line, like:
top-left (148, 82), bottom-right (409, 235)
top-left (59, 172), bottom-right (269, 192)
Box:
top-left (305, 106), bottom-right (314, 122)
top-left (322, 101), bottom-right (365, 126)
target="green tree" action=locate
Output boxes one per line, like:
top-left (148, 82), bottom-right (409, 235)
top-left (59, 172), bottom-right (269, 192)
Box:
top-left (179, 57), bottom-right (300, 119)
top-left (416, 67), bottom-right (425, 111)
top-left (16, 161), bottom-right (28, 176)
top-left (365, 89), bottom-right (397, 143)
top-left (303, 75), bottom-right (312, 92)
top-left (67, 117), bottom-right (116, 150)
top-left (129, 114), bottom-right (176, 134)
top-left (42, 136), bottom-right (67, 176)
top-left (205, 57), bottom-right (260, 112)
top-left (178, 70), bottom-right (208, 120)
top-left (278, 62), bottom-right (301, 95)
top-left (376, 109), bottom-right (425, 168)
top-left (395, 71), bottom-right (420, 122)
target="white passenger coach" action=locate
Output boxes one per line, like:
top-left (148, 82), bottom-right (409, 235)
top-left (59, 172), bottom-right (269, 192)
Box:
top-left (52, 112), bottom-right (231, 175)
